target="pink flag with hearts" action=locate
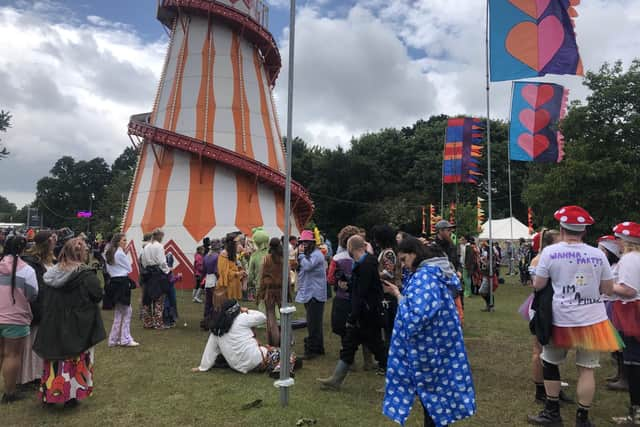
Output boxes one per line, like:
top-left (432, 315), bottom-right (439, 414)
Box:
top-left (490, 0), bottom-right (583, 81)
top-left (509, 82), bottom-right (569, 162)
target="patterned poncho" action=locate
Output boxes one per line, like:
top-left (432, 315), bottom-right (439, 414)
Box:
top-left (383, 262), bottom-right (476, 426)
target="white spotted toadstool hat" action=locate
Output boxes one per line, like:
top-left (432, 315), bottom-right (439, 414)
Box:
top-left (553, 205), bottom-right (595, 232)
top-left (613, 222), bottom-right (640, 244)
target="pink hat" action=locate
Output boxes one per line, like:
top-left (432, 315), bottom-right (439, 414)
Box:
top-left (553, 205), bottom-right (594, 232)
top-left (613, 222), bottom-right (640, 244)
top-left (299, 230), bottom-right (315, 242)
top-left (597, 235), bottom-right (621, 258)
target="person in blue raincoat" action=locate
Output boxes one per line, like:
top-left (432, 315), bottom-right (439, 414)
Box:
top-left (381, 236), bottom-right (476, 427)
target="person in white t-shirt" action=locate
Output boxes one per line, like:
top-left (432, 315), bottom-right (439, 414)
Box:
top-left (140, 229), bottom-right (170, 330)
top-left (596, 235), bottom-right (626, 391)
top-left (528, 206), bottom-right (617, 427)
top-left (609, 222), bottom-right (640, 425)
top-left (104, 233), bottom-right (139, 348)
top-left (192, 299), bottom-right (296, 378)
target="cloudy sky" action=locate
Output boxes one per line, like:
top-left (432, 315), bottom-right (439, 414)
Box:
top-left (0, 0), bottom-right (639, 207)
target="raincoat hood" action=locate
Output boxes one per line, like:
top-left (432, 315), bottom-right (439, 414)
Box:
top-left (422, 256), bottom-right (455, 278)
top-left (251, 227), bottom-right (269, 250)
top-left (43, 264), bottom-right (91, 289)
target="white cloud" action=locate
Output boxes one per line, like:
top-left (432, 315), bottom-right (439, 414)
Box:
top-left (275, 5), bottom-right (437, 148)
top-left (2, 0), bottom-right (639, 207)
top-left (0, 2), bottom-right (166, 207)
top-left (274, 0), bottom-right (640, 148)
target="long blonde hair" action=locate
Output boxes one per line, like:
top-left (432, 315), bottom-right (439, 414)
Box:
top-left (58, 238), bottom-right (88, 271)
top-left (25, 230), bottom-right (54, 265)
top-left (623, 240), bottom-right (640, 254)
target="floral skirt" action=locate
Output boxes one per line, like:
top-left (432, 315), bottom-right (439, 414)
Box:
top-left (39, 349), bottom-right (95, 404)
top-left (254, 346), bottom-right (296, 375)
top-left (552, 320), bottom-right (624, 352)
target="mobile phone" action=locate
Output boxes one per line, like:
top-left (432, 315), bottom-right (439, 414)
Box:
top-left (381, 269), bottom-right (394, 280)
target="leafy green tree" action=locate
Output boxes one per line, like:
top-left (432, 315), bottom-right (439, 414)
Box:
top-left (0, 195), bottom-right (17, 222)
top-left (523, 60), bottom-right (640, 238)
top-left (93, 147), bottom-right (139, 234)
top-left (14, 204), bottom-right (32, 225)
top-left (290, 115), bottom-right (520, 241)
top-left (453, 203), bottom-right (480, 239)
top-left (0, 110), bottom-right (11, 159)
top-left (36, 156), bottom-right (112, 231)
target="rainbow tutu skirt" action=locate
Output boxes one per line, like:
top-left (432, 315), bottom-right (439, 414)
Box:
top-left (552, 320), bottom-right (624, 352)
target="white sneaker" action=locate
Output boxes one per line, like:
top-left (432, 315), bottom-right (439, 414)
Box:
top-left (193, 298), bottom-right (203, 303)
top-left (123, 341), bottom-right (140, 347)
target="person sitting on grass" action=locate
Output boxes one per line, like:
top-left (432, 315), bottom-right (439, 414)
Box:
top-left (192, 299), bottom-right (296, 378)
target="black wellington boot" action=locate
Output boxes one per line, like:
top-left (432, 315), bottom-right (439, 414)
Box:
top-left (528, 400), bottom-right (563, 426)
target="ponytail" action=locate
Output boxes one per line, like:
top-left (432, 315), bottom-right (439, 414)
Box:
top-left (1, 236), bottom-right (27, 304)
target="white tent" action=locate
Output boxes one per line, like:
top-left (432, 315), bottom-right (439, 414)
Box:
top-left (478, 217), bottom-right (532, 241)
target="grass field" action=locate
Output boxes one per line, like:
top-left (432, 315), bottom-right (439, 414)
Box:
top-left (0, 272), bottom-right (630, 426)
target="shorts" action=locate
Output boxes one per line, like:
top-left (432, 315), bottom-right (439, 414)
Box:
top-left (0, 324), bottom-right (30, 339)
top-left (541, 342), bottom-right (600, 368)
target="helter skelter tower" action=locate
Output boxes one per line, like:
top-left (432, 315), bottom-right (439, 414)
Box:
top-left (122, 0), bottom-right (313, 285)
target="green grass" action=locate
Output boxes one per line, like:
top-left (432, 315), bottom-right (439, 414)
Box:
top-left (1, 273), bottom-right (629, 426)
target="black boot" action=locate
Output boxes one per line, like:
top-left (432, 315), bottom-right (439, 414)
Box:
top-left (535, 383), bottom-right (546, 404)
top-left (0, 393), bottom-right (24, 404)
top-left (575, 419), bottom-right (595, 427)
top-left (576, 404), bottom-right (594, 427)
top-left (528, 398), bottom-right (562, 426)
top-left (608, 352), bottom-right (623, 383)
top-left (608, 363), bottom-right (629, 392)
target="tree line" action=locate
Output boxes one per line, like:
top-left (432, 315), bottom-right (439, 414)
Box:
top-left (3, 60), bottom-right (638, 243)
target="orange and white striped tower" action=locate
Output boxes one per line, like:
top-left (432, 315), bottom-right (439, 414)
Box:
top-left (122, 0), bottom-right (313, 286)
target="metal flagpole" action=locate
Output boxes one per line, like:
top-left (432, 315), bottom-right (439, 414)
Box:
top-left (508, 82), bottom-right (514, 243)
top-left (440, 128), bottom-right (446, 218)
top-left (485, 0), bottom-right (495, 310)
top-left (275, 0), bottom-right (297, 406)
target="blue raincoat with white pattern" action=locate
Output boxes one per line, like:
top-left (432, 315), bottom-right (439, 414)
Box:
top-left (382, 262), bottom-right (476, 426)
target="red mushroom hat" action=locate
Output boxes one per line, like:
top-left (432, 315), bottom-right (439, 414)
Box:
top-left (613, 222), bottom-right (640, 244)
top-left (553, 205), bottom-right (594, 232)
top-left (597, 235), bottom-right (616, 243)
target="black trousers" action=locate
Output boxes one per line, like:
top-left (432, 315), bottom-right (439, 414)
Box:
top-left (423, 404), bottom-right (445, 427)
top-left (331, 297), bottom-right (351, 337)
top-left (304, 298), bottom-right (325, 355)
top-left (339, 321), bottom-right (387, 368)
top-left (382, 297), bottom-right (398, 351)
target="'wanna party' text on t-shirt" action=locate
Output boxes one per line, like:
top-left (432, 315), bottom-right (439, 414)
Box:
top-left (536, 242), bottom-right (613, 327)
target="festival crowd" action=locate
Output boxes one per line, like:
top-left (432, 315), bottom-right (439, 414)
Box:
top-left (0, 206), bottom-right (639, 426)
